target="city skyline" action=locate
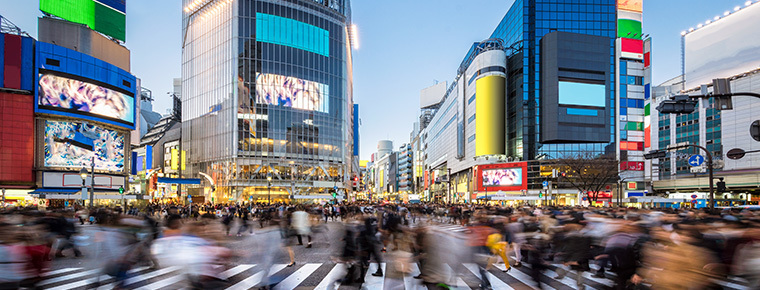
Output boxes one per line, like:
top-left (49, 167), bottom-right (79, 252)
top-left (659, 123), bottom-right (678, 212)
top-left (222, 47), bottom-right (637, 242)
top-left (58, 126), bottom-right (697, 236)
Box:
top-left (1, 0), bottom-right (751, 161)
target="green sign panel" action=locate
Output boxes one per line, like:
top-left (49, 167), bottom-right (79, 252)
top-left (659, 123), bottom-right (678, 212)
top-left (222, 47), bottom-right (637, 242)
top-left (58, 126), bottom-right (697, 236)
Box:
top-left (618, 19), bottom-right (642, 40)
top-left (40, 0), bottom-right (126, 41)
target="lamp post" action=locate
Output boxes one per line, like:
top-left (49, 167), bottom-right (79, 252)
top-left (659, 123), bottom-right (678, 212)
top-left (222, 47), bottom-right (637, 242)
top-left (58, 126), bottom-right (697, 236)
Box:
top-left (88, 157), bottom-right (94, 208)
top-left (267, 173), bottom-right (272, 205)
top-left (80, 167), bottom-right (88, 207)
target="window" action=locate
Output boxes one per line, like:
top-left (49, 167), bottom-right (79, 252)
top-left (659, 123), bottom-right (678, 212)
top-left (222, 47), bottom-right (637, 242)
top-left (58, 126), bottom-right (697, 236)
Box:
top-left (468, 94), bottom-right (476, 104)
top-left (468, 134), bottom-right (476, 143)
top-left (468, 114), bottom-right (476, 124)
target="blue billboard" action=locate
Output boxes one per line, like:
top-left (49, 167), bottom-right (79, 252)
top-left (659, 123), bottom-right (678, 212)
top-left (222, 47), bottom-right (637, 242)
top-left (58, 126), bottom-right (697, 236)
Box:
top-left (34, 42), bottom-right (136, 130)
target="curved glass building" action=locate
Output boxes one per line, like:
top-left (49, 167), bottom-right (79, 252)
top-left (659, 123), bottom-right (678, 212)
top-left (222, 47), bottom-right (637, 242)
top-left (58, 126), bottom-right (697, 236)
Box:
top-left (181, 0), bottom-right (355, 203)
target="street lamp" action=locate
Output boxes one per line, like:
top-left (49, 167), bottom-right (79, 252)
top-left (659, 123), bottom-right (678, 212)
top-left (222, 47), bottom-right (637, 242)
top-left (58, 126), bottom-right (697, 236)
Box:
top-left (267, 173), bottom-right (272, 205)
top-left (80, 167), bottom-right (88, 206)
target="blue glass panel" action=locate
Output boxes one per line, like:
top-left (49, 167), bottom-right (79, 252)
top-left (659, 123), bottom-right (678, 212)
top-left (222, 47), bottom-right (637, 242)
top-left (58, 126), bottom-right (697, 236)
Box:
top-left (559, 81), bottom-right (605, 107)
top-left (620, 107), bottom-right (628, 115)
top-left (567, 108), bottom-right (598, 116)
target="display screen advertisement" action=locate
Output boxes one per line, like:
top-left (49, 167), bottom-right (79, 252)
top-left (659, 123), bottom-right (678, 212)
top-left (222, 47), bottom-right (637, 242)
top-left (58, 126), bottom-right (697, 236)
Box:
top-left (558, 81), bottom-right (606, 107)
top-left (40, 0), bottom-right (126, 41)
top-left (684, 2), bottom-right (760, 89)
top-left (255, 73), bottom-right (329, 113)
top-left (617, 0), bottom-right (642, 13)
top-left (37, 71), bottom-right (135, 127)
top-left (477, 162), bottom-right (528, 192)
top-left (44, 120), bottom-right (125, 172)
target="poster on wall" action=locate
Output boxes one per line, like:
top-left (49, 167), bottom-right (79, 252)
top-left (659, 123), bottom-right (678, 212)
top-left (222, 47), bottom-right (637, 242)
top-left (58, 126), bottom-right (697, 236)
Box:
top-left (255, 73), bottom-right (329, 113)
top-left (44, 120), bottom-right (125, 172)
top-left (38, 72), bottom-right (135, 125)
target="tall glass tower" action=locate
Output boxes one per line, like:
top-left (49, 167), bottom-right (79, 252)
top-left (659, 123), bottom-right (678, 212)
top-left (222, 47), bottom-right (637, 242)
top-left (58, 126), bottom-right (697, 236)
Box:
top-left (181, 0), bottom-right (355, 202)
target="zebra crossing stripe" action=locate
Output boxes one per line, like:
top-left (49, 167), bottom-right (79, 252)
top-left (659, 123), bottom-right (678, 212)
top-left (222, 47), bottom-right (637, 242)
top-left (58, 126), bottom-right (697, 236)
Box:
top-left (403, 263), bottom-right (423, 290)
top-left (37, 268), bottom-right (101, 286)
top-left (273, 263), bottom-right (321, 290)
top-left (46, 274), bottom-right (110, 290)
top-left (121, 266), bottom-right (182, 286)
top-left (463, 263), bottom-right (515, 290)
top-left (41, 268), bottom-right (80, 277)
top-left (219, 264), bottom-right (256, 279)
top-left (134, 273), bottom-right (187, 290)
top-left (492, 263), bottom-right (556, 290)
top-left (542, 267), bottom-right (582, 288)
top-left (581, 271), bottom-right (615, 287)
top-left (226, 264), bottom-right (286, 290)
top-left (361, 263), bottom-right (386, 290)
top-left (95, 266), bottom-right (151, 290)
top-left (314, 263), bottom-right (346, 290)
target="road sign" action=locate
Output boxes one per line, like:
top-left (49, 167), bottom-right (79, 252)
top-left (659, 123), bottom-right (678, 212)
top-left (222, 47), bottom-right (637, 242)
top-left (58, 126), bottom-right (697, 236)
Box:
top-left (542, 181), bottom-right (548, 187)
top-left (690, 166), bottom-right (706, 173)
top-left (688, 154), bottom-right (705, 166)
top-left (691, 194), bottom-right (698, 199)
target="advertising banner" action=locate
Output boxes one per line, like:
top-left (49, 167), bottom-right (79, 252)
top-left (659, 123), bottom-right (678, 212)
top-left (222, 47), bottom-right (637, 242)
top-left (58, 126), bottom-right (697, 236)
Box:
top-left (43, 120), bottom-right (125, 172)
top-left (38, 72), bottom-right (135, 125)
top-left (255, 73), bottom-right (329, 113)
top-left (476, 162), bottom-right (528, 192)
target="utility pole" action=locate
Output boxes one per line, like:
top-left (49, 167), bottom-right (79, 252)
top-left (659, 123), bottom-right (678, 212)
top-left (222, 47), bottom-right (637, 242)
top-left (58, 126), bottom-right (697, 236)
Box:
top-left (645, 143), bottom-right (714, 210)
top-left (89, 156), bottom-right (95, 208)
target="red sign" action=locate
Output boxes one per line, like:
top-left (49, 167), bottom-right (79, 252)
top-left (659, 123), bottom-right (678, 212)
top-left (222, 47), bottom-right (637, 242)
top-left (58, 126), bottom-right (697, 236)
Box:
top-left (620, 161), bottom-right (644, 171)
top-left (621, 38), bottom-right (644, 54)
top-left (476, 162), bottom-right (528, 192)
top-left (627, 181), bottom-right (638, 190)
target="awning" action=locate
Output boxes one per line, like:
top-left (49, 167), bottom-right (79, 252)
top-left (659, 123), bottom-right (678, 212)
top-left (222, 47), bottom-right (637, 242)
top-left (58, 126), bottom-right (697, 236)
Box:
top-left (28, 188), bottom-right (82, 195)
top-left (157, 177), bottom-right (201, 184)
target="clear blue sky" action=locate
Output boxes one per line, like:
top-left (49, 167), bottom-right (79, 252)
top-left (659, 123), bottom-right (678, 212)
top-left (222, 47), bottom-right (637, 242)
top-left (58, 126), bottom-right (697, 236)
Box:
top-left (1, 0), bottom-right (749, 161)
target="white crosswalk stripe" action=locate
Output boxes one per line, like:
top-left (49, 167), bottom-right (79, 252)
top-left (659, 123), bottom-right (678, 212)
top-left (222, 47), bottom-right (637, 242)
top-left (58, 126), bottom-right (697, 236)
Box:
top-left (36, 261), bottom-right (747, 289)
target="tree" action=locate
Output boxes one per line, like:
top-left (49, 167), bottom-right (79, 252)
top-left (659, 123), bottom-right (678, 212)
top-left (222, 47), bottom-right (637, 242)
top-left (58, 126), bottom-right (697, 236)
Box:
top-left (555, 152), bottom-right (621, 204)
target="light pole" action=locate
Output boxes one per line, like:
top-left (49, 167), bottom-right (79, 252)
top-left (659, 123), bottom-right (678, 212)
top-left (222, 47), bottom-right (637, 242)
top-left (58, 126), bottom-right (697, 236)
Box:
top-left (79, 167), bottom-right (87, 207)
top-left (267, 173), bottom-right (272, 205)
top-left (89, 157), bottom-right (95, 208)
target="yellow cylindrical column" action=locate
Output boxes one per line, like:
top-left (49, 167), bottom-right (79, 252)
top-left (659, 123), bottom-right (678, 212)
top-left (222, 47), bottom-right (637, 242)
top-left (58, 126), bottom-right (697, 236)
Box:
top-left (475, 75), bottom-right (506, 156)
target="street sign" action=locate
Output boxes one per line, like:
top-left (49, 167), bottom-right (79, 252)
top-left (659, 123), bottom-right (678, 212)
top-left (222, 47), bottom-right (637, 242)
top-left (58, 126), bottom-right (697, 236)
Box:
top-left (690, 166), bottom-right (706, 173)
top-left (688, 154), bottom-right (705, 166)
top-left (542, 181), bottom-right (548, 187)
top-left (691, 194), bottom-right (698, 199)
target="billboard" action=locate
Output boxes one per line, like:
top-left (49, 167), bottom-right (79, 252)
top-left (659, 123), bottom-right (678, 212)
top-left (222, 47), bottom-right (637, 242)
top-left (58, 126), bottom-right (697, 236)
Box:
top-left (476, 162), bottom-right (528, 192)
top-left (44, 120), bottom-right (125, 172)
top-left (38, 71), bottom-right (135, 126)
top-left (617, 0), bottom-right (642, 13)
top-left (40, 0), bottom-right (126, 41)
top-left (558, 81), bottom-right (606, 107)
top-left (620, 38), bottom-right (643, 60)
top-left (255, 73), bottom-right (329, 113)
top-left (684, 2), bottom-right (760, 89)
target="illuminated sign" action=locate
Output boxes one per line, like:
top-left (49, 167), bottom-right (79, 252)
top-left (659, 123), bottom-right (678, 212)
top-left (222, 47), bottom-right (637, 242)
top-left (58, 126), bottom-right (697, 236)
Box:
top-left (40, 0), bottom-right (126, 41)
top-left (620, 38), bottom-right (644, 60)
top-left (255, 73), bottom-right (329, 113)
top-left (44, 120), bottom-right (125, 172)
top-left (617, 0), bottom-right (642, 13)
top-left (558, 81), bottom-right (606, 107)
top-left (477, 162), bottom-right (528, 192)
top-left (38, 72), bottom-right (135, 126)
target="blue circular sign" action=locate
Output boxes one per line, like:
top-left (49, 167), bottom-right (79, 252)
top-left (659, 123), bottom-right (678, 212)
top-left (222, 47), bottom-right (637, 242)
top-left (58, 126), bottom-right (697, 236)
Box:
top-left (688, 155), bottom-right (705, 167)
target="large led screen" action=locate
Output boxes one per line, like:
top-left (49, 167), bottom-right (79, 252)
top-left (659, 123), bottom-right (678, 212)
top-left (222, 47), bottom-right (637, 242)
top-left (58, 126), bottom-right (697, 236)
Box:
top-left (558, 81), bottom-right (606, 107)
top-left (38, 73), bottom-right (135, 125)
top-left (482, 168), bottom-right (523, 187)
top-left (40, 0), bottom-right (126, 41)
top-left (44, 120), bottom-right (125, 172)
top-left (255, 73), bottom-right (329, 113)
top-left (684, 2), bottom-right (760, 89)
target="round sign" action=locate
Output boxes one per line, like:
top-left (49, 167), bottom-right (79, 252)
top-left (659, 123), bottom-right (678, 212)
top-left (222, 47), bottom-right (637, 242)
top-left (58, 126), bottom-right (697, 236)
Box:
top-left (691, 199), bottom-right (697, 204)
top-left (691, 194), bottom-right (698, 199)
top-left (751, 120), bottom-right (760, 142)
top-left (727, 148), bottom-right (746, 160)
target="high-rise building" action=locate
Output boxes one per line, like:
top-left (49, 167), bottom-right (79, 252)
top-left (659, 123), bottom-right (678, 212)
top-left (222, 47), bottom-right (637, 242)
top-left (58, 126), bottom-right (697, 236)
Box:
top-left (181, 0), bottom-right (355, 203)
top-left (415, 0), bottom-right (645, 205)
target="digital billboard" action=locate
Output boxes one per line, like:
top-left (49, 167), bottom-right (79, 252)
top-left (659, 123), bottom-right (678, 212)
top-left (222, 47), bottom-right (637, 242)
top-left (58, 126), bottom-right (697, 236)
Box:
top-left (482, 168), bottom-right (522, 187)
top-left (558, 81), bottom-right (606, 107)
top-left (684, 2), bottom-right (760, 89)
top-left (255, 73), bottom-right (329, 113)
top-left (617, 0), bottom-right (642, 13)
top-left (38, 71), bottom-right (135, 126)
top-left (477, 162), bottom-right (528, 192)
top-left (40, 0), bottom-right (126, 41)
top-left (44, 120), bottom-right (125, 172)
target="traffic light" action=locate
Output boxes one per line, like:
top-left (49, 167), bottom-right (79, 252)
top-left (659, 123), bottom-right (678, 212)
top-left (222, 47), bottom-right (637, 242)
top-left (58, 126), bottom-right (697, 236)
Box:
top-left (717, 179), bottom-right (727, 193)
top-left (656, 95), bottom-right (698, 114)
top-left (119, 186), bottom-right (124, 194)
top-left (643, 150), bottom-right (667, 160)
top-left (538, 192), bottom-right (543, 198)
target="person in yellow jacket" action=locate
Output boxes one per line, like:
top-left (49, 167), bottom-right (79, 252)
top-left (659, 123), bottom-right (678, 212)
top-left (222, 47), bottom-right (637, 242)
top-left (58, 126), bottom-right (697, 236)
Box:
top-left (485, 233), bottom-right (511, 272)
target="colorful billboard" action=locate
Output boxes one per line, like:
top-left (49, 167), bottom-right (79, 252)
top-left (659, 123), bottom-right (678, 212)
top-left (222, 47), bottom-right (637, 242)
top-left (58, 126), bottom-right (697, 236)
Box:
top-left (38, 72), bottom-right (135, 126)
top-left (617, 0), bottom-right (642, 13)
top-left (620, 38), bottom-right (643, 60)
top-left (40, 0), bottom-right (126, 41)
top-left (476, 162), bottom-right (528, 192)
top-left (44, 120), bottom-right (125, 172)
top-left (255, 73), bottom-right (329, 113)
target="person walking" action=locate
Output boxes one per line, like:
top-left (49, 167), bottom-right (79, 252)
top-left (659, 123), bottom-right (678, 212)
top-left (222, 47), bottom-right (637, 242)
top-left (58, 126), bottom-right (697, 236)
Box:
top-left (292, 206), bottom-right (312, 248)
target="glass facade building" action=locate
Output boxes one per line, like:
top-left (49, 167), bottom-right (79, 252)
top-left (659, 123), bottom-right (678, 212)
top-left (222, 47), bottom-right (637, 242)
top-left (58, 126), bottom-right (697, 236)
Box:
top-left (181, 0), bottom-right (354, 202)
top-left (480, 0), bottom-right (618, 160)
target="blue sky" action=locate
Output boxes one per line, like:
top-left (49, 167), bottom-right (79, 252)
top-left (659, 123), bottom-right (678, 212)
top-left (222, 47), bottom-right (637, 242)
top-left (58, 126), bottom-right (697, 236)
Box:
top-left (1, 0), bottom-right (750, 161)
